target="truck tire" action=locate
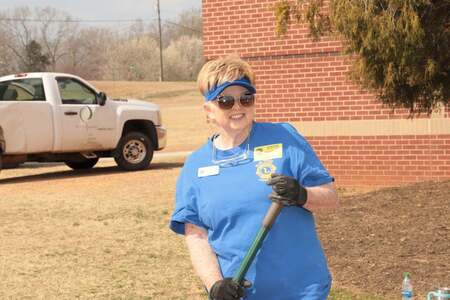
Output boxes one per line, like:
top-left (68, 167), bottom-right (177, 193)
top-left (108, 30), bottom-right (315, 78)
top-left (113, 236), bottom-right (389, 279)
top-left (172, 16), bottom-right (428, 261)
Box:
top-left (3, 162), bottom-right (21, 169)
top-left (65, 157), bottom-right (99, 170)
top-left (114, 131), bottom-right (154, 171)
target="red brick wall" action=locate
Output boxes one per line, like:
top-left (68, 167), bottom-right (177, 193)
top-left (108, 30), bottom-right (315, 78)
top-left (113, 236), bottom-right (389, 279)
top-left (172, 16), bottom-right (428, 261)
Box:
top-left (203, 0), bottom-right (450, 186)
top-left (203, 0), bottom-right (340, 59)
top-left (250, 55), bottom-right (421, 122)
top-left (308, 135), bottom-right (450, 186)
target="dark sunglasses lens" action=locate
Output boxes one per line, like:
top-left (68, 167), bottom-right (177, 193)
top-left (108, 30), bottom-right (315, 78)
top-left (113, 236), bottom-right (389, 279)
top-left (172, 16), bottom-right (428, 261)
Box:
top-left (217, 96), bottom-right (235, 109)
top-left (240, 94), bottom-right (254, 107)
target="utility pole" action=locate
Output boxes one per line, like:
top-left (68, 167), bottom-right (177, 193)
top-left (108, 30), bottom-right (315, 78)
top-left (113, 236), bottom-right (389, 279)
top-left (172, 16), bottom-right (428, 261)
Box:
top-left (156, 0), bottom-right (164, 81)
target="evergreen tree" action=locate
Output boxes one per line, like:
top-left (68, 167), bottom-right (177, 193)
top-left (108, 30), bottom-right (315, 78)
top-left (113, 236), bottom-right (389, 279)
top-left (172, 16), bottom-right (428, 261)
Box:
top-left (24, 40), bottom-right (50, 72)
top-left (274, 0), bottom-right (450, 114)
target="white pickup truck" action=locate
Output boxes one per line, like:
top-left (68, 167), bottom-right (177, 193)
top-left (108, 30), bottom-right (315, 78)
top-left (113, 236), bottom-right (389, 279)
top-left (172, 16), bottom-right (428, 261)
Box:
top-left (0, 73), bottom-right (166, 172)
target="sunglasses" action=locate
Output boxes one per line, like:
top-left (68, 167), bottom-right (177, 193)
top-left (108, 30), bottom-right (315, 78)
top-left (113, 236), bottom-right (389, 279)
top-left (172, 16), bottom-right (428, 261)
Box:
top-left (215, 94), bottom-right (255, 110)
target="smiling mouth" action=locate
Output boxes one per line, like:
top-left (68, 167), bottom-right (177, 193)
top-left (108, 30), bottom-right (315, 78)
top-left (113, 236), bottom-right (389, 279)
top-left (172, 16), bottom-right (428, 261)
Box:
top-left (230, 113), bottom-right (245, 120)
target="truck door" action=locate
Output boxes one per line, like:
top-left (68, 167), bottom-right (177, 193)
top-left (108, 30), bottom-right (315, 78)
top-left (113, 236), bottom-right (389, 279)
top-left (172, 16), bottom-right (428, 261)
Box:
top-left (55, 77), bottom-right (115, 152)
top-left (0, 77), bottom-right (53, 154)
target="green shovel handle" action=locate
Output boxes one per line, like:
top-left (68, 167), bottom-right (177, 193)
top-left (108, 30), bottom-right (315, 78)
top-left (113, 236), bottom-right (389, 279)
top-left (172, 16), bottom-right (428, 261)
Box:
top-left (232, 202), bottom-right (283, 284)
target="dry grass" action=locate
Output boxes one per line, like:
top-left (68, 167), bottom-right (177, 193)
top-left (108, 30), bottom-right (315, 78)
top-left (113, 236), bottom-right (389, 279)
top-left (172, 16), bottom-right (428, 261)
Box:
top-left (0, 81), bottom-right (379, 299)
top-left (0, 81), bottom-right (213, 299)
top-left (0, 157), bottom-right (205, 299)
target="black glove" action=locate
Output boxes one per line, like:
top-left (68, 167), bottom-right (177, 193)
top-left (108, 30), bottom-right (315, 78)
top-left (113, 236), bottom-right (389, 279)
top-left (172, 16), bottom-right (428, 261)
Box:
top-left (266, 173), bottom-right (307, 206)
top-left (209, 278), bottom-right (251, 300)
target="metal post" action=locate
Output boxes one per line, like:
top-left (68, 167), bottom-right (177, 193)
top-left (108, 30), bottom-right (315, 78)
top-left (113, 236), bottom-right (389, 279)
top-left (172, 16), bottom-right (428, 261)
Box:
top-left (156, 0), bottom-right (164, 81)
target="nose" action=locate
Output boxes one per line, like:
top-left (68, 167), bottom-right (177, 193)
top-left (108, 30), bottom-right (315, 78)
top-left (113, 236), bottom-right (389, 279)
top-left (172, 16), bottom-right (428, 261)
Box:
top-left (231, 97), bottom-right (241, 109)
top-left (230, 95), bottom-right (248, 109)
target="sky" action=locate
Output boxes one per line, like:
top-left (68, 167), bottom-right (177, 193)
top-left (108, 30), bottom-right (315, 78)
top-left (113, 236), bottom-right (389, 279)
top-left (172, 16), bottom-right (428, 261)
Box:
top-left (0, 0), bottom-right (201, 21)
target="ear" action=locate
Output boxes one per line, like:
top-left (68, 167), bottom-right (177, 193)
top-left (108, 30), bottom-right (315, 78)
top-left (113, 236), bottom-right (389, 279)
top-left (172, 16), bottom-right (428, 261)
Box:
top-left (203, 102), bottom-right (215, 121)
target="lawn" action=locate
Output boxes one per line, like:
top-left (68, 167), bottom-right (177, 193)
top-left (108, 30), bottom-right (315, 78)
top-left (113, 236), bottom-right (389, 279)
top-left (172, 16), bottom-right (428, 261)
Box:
top-left (0, 81), bottom-right (447, 299)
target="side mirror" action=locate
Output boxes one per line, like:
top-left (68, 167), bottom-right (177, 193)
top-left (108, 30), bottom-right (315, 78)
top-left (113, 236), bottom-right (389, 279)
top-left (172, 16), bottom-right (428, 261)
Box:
top-left (97, 92), bottom-right (107, 106)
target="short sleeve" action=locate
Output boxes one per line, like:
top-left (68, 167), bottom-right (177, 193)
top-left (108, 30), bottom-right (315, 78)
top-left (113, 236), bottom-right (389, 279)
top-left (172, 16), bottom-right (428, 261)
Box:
top-left (170, 165), bottom-right (206, 235)
top-left (281, 123), bottom-right (334, 187)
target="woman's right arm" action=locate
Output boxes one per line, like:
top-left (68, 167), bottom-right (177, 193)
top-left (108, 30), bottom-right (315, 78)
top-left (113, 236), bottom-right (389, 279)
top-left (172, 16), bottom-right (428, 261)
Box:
top-left (185, 222), bottom-right (223, 291)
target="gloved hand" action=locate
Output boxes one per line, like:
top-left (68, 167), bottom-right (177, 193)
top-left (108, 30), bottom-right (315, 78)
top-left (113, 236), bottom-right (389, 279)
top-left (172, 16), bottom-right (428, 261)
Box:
top-left (266, 173), bottom-right (308, 206)
top-left (209, 278), bottom-right (251, 300)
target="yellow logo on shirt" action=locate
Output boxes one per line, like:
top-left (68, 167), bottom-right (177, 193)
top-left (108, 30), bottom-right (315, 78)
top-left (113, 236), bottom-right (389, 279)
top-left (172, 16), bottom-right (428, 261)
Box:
top-left (255, 160), bottom-right (277, 182)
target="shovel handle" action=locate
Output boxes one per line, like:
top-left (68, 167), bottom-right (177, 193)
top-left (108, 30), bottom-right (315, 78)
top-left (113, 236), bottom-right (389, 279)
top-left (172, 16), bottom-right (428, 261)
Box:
top-left (263, 202), bottom-right (283, 229)
top-left (232, 202), bottom-right (283, 284)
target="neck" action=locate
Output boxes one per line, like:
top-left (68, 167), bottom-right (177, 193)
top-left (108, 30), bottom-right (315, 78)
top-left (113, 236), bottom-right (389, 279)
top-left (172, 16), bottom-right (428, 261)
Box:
top-left (214, 125), bottom-right (252, 150)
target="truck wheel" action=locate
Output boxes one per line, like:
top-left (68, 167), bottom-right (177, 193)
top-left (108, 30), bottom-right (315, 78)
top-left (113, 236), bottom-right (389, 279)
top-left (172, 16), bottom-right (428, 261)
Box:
top-left (114, 131), bottom-right (154, 171)
top-left (65, 157), bottom-right (99, 170)
top-left (3, 162), bottom-right (21, 169)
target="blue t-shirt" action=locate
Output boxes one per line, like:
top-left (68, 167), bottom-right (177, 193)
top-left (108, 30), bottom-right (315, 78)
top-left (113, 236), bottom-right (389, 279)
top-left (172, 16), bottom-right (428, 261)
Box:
top-left (170, 122), bottom-right (334, 300)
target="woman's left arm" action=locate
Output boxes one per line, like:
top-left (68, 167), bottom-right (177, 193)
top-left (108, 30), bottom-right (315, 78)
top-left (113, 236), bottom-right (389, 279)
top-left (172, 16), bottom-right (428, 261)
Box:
top-left (302, 182), bottom-right (339, 212)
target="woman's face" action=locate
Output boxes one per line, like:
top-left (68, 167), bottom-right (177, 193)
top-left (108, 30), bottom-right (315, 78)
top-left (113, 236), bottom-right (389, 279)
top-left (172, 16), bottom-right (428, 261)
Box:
top-left (204, 85), bottom-right (256, 136)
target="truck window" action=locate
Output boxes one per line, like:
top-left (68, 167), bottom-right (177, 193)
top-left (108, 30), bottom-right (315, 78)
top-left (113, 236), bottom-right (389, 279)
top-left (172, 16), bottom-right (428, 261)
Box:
top-left (0, 78), bottom-right (46, 102)
top-left (57, 78), bottom-right (96, 105)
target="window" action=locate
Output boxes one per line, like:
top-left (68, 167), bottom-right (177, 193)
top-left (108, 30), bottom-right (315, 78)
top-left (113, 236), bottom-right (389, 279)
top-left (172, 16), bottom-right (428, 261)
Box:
top-left (0, 78), bottom-right (46, 102)
top-left (57, 78), bottom-right (97, 105)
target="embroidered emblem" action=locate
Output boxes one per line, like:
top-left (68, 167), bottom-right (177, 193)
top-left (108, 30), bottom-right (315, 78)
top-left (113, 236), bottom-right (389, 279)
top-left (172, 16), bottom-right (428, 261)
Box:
top-left (255, 160), bottom-right (277, 182)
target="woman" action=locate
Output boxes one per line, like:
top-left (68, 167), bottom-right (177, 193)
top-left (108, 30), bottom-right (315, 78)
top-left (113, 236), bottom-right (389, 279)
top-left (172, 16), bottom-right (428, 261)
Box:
top-left (170, 56), bottom-right (339, 300)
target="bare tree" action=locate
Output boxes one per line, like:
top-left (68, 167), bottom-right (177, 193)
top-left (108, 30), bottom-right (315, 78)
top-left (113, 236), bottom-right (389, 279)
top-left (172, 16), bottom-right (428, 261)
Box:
top-left (0, 32), bottom-right (16, 75)
top-left (0, 5), bottom-right (204, 81)
top-left (0, 7), bottom-right (36, 69)
top-left (161, 8), bottom-right (202, 48)
top-left (0, 6), bottom-right (76, 73)
top-left (60, 27), bottom-right (115, 79)
top-left (101, 36), bottom-right (160, 81)
top-left (37, 7), bottom-right (78, 71)
top-left (127, 19), bottom-right (147, 41)
top-left (145, 8), bottom-right (202, 48)
top-left (163, 35), bottom-right (203, 81)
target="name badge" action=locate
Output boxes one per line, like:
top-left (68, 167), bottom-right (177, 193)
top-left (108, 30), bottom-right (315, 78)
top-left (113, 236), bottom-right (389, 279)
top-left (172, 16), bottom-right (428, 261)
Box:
top-left (253, 143), bottom-right (283, 161)
top-left (198, 165), bottom-right (220, 177)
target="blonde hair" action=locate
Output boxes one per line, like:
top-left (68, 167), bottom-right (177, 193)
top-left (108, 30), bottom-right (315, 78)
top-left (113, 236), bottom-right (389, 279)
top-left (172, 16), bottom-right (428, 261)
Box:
top-left (197, 55), bottom-right (255, 96)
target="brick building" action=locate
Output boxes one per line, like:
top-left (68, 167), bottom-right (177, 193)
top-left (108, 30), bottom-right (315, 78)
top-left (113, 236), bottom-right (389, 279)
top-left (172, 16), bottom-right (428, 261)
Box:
top-left (202, 0), bottom-right (450, 187)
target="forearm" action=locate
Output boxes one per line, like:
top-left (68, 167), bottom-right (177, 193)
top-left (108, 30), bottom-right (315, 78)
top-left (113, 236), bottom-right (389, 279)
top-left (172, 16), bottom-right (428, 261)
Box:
top-left (303, 182), bottom-right (339, 211)
top-left (185, 223), bottom-right (223, 291)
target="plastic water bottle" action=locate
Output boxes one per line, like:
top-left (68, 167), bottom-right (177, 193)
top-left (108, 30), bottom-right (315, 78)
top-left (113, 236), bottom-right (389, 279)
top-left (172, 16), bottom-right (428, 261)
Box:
top-left (401, 272), bottom-right (413, 299)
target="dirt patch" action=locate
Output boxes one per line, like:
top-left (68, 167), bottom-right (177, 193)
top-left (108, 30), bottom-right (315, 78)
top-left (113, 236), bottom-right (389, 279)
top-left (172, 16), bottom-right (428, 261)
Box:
top-left (317, 180), bottom-right (450, 299)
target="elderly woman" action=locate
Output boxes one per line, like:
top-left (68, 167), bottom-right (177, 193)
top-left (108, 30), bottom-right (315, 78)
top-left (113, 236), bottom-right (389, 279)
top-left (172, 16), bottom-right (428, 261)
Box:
top-left (170, 56), bottom-right (339, 300)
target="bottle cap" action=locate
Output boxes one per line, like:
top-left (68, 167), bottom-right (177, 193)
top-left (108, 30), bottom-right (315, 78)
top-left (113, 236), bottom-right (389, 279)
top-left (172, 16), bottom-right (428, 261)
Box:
top-left (403, 272), bottom-right (411, 278)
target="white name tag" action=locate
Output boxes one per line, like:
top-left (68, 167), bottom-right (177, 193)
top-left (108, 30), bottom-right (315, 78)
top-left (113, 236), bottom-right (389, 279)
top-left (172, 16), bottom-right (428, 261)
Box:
top-left (198, 165), bottom-right (220, 177)
top-left (254, 143), bottom-right (283, 161)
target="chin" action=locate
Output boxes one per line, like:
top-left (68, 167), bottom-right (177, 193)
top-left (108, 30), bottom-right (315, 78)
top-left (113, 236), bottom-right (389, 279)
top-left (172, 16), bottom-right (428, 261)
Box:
top-left (229, 119), bottom-right (252, 131)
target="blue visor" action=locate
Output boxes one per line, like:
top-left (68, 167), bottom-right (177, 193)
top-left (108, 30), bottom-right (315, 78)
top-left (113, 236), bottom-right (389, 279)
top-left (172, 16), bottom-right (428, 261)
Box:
top-left (204, 77), bottom-right (256, 101)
